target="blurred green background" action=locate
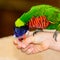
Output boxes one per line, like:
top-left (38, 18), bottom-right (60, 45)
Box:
top-left (0, 0), bottom-right (60, 37)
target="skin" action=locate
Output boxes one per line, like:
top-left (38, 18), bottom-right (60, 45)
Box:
top-left (14, 31), bottom-right (60, 54)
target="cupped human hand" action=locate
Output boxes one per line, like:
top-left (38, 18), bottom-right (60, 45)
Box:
top-left (14, 32), bottom-right (55, 54)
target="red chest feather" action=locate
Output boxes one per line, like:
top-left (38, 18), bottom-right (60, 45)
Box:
top-left (28, 16), bottom-right (51, 29)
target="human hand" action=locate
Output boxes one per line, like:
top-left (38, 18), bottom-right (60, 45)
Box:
top-left (14, 32), bottom-right (54, 54)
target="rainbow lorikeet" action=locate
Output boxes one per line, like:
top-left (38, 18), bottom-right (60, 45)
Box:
top-left (14, 4), bottom-right (60, 41)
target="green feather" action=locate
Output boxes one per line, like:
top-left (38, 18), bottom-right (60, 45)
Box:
top-left (56, 24), bottom-right (60, 31)
top-left (15, 4), bottom-right (60, 31)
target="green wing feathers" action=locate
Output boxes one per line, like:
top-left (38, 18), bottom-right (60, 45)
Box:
top-left (15, 4), bottom-right (60, 30)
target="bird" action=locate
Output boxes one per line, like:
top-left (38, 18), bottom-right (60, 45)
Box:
top-left (14, 4), bottom-right (60, 41)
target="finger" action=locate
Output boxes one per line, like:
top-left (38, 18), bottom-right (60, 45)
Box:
top-left (32, 45), bottom-right (39, 54)
top-left (17, 41), bottom-right (26, 49)
top-left (32, 45), bottom-right (42, 54)
top-left (21, 36), bottom-right (34, 48)
top-left (25, 44), bottom-right (39, 54)
top-left (25, 47), bottom-right (34, 54)
top-left (21, 44), bottom-right (34, 52)
top-left (26, 45), bottom-right (43, 54)
top-left (13, 40), bottom-right (19, 45)
top-left (13, 40), bottom-right (22, 49)
top-left (27, 45), bottom-right (37, 54)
